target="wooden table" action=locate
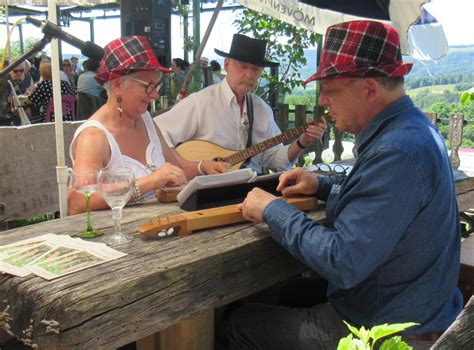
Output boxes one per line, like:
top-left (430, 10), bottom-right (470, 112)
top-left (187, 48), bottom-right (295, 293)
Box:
top-left (0, 200), bottom-right (322, 349)
top-left (1, 175), bottom-right (473, 350)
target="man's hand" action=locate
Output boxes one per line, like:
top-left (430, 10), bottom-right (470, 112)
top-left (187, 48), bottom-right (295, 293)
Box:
top-left (298, 118), bottom-right (327, 147)
top-left (277, 168), bottom-right (318, 197)
top-left (238, 188), bottom-right (277, 224)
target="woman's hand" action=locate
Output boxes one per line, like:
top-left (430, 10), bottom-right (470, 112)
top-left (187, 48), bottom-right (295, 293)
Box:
top-left (150, 162), bottom-right (187, 188)
top-left (276, 168), bottom-right (318, 197)
top-left (200, 160), bottom-right (231, 175)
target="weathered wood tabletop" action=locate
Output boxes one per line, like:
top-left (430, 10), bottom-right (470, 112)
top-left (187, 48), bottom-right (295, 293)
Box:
top-left (1, 174), bottom-right (473, 350)
top-left (0, 200), bottom-right (324, 349)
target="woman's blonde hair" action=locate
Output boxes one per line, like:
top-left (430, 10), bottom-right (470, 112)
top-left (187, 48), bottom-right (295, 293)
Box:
top-left (39, 62), bottom-right (52, 80)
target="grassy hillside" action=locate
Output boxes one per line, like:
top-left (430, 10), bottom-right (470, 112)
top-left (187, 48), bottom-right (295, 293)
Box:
top-left (407, 84), bottom-right (456, 98)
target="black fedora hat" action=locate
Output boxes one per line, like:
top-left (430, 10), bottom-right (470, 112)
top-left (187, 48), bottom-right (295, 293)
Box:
top-left (214, 34), bottom-right (279, 67)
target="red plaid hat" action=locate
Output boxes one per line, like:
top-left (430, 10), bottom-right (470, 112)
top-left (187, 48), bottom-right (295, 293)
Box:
top-left (304, 20), bottom-right (412, 83)
top-left (95, 36), bottom-right (170, 84)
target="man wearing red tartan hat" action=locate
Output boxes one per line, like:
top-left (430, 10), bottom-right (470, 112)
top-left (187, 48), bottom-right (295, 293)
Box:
top-left (231, 21), bottom-right (462, 349)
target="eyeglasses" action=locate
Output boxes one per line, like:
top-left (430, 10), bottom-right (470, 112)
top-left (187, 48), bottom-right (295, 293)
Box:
top-left (12, 69), bottom-right (24, 73)
top-left (63, 63), bottom-right (71, 67)
top-left (312, 163), bottom-right (350, 176)
top-left (132, 78), bottom-right (162, 95)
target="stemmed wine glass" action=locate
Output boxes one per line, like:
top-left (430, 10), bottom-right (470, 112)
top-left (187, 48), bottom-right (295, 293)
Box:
top-left (71, 170), bottom-right (101, 238)
top-left (98, 166), bottom-right (135, 246)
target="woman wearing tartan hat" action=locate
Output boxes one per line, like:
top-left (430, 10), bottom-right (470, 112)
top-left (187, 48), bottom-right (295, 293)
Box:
top-left (69, 36), bottom-right (229, 214)
top-left (233, 20), bottom-right (462, 349)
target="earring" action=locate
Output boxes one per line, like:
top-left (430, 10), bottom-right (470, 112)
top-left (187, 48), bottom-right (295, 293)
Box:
top-left (117, 96), bottom-right (123, 118)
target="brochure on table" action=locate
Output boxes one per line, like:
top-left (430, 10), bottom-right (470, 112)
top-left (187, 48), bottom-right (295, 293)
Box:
top-left (0, 234), bottom-right (126, 280)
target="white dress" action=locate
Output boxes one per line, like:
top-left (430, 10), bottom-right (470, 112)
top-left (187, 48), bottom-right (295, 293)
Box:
top-left (70, 112), bottom-right (165, 200)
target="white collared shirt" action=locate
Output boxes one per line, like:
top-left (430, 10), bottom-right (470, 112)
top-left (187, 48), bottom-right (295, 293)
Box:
top-left (154, 78), bottom-right (292, 173)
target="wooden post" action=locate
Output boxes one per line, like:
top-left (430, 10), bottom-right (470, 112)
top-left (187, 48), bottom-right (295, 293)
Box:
top-left (295, 104), bottom-right (307, 165)
top-left (136, 310), bottom-right (214, 350)
top-left (312, 105), bottom-right (326, 165)
top-left (425, 112), bottom-right (438, 126)
top-left (448, 113), bottom-right (464, 169)
top-left (332, 127), bottom-right (344, 162)
top-left (277, 103), bottom-right (289, 132)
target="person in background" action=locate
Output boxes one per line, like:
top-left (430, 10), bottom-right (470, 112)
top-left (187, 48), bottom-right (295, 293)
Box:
top-left (68, 36), bottom-right (229, 215)
top-left (62, 59), bottom-right (76, 87)
top-left (234, 20), bottom-right (463, 350)
top-left (70, 56), bottom-right (83, 75)
top-left (155, 34), bottom-right (326, 174)
top-left (77, 59), bottom-right (104, 100)
top-left (27, 61), bottom-right (76, 124)
top-left (210, 60), bottom-right (224, 84)
top-left (169, 57), bottom-right (188, 103)
top-left (8, 60), bottom-right (35, 95)
top-left (28, 57), bottom-right (41, 83)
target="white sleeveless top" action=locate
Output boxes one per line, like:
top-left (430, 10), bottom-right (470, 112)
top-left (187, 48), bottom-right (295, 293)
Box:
top-left (70, 112), bottom-right (166, 200)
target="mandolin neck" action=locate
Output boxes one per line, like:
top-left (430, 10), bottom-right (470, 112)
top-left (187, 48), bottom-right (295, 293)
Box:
top-left (224, 125), bottom-right (306, 165)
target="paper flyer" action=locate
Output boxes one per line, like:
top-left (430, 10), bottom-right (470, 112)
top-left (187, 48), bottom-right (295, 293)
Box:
top-left (0, 234), bottom-right (127, 280)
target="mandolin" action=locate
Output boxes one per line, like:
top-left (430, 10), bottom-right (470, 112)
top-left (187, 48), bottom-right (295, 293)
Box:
top-left (137, 196), bottom-right (317, 238)
top-left (175, 111), bottom-right (330, 170)
top-left (175, 125), bottom-right (306, 170)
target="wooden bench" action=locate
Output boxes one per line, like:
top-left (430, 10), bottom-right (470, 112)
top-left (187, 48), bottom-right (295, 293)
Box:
top-left (0, 122), bottom-right (83, 230)
top-left (459, 235), bottom-right (474, 305)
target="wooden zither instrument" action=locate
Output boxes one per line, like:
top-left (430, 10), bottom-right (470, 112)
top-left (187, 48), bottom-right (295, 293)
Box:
top-left (138, 196), bottom-right (318, 238)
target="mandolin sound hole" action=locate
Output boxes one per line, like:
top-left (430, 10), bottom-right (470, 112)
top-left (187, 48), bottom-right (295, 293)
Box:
top-left (213, 157), bottom-right (225, 162)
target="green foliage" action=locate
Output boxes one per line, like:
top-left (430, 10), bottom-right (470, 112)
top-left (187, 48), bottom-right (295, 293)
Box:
top-left (337, 321), bottom-right (418, 350)
top-left (171, 1), bottom-right (193, 55)
top-left (233, 9), bottom-right (320, 101)
top-left (460, 91), bottom-right (474, 106)
top-left (7, 214), bottom-right (48, 229)
top-left (0, 37), bottom-right (46, 59)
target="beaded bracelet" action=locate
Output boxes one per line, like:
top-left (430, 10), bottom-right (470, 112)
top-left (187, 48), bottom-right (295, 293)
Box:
top-left (296, 139), bottom-right (307, 149)
top-left (132, 181), bottom-right (143, 202)
top-left (197, 160), bottom-right (205, 176)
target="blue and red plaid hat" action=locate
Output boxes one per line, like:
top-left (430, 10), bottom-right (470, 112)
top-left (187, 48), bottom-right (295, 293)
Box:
top-left (304, 20), bottom-right (413, 83)
top-left (95, 36), bottom-right (170, 84)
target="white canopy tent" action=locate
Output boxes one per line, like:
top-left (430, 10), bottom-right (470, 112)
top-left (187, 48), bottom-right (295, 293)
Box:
top-left (235, 0), bottom-right (448, 60)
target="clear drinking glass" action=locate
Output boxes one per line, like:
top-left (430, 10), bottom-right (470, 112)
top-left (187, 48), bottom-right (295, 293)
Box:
top-left (71, 170), bottom-right (101, 238)
top-left (98, 166), bottom-right (135, 246)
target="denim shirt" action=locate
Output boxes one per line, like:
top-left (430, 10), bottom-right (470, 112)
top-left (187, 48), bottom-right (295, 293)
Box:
top-left (263, 96), bottom-right (463, 334)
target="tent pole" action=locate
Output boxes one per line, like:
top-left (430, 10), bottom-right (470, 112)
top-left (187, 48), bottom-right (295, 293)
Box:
top-left (48, 0), bottom-right (68, 218)
top-left (177, 0), bottom-right (224, 101)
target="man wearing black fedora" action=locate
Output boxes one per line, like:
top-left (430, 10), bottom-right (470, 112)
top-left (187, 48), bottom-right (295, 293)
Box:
top-left (233, 20), bottom-right (462, 349)
top-left (155, 34), bottom-right (326, 173)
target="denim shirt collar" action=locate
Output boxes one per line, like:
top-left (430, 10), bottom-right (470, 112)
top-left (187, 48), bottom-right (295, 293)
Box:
top-left (355, 95), bottom-right (416, 153)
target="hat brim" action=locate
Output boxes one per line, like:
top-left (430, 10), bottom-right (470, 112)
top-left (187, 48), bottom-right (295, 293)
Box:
top-left (214, 49), bottom-right (279, 68)
top-left (303, 62), bottom-right (413, 84)
top-left (95, 64), bottom-right (171, 84)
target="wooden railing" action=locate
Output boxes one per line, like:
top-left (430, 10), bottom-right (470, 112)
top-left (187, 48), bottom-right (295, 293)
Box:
top-left (275, 104), bottom-right (467, 169)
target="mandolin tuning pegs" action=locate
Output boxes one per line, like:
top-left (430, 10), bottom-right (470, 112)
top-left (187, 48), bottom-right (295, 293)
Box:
top-left (156, 226), bottom-right (179, 238)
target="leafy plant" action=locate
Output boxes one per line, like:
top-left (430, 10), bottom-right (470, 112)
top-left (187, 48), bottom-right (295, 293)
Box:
top-left (460, 91), bottom-right (474, 106)
top-left (337, 321), bottom-right (418, 350)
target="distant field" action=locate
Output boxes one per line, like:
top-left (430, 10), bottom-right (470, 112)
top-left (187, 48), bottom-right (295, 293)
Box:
top-left (407, 84), bottom-right (456, 98)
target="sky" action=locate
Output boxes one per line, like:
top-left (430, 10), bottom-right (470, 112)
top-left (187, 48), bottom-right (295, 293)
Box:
top-left (0, 0), bottom-right (473, 65)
